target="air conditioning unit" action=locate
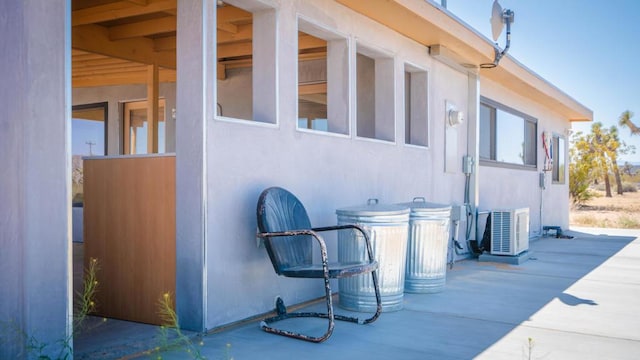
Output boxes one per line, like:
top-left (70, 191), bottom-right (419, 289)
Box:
top-left (490, 208), bottom-right (529, 256)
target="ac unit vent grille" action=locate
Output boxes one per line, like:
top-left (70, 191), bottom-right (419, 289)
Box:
top-left (490, 208), bottom-right (529, 256)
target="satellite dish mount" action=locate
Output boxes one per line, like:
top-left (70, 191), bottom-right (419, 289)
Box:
top-left (481, 0), bottom-right (514, 68)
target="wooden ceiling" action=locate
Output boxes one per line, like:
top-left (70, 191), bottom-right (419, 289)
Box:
top-left (72, 0), bottom-right (260, 87)
top-left (72, 0), bottom-right (328, 88)
top-left (72, 0), bottom-right (177, 87)
top-left (72, 0), bottom-right (332, 88)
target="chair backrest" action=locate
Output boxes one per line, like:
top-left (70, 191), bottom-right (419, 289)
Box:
top-left (256, 187), bottom-right (313, 275)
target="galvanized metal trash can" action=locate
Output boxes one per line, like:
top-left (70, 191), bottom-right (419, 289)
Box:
top-left (336, 200), bottom-right (409, 312)
top-left (397, 198), bottom-right (451, 293)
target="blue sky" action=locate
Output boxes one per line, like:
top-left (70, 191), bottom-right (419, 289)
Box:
top-left (446, 0), bottom-right (640, 164)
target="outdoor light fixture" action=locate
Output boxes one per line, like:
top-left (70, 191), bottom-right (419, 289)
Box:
top-left (480, 0), bottom-right (515, 69)
top-left (448, 108), bottom-right (464, 127)
top-left (447, 102), bottom-right (464, 127)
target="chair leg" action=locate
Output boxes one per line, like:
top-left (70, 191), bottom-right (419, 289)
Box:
top-left (260, 269), bottom-right (382, 342)
top-left (362, 269), bottom-right (382, 324)
top-left (260, 275), bottom-right (335, 343)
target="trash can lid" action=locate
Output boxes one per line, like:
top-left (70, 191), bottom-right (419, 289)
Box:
top-left (397, 197), bottom-right (452, 213)
top-left (336, 199), bottom-right (410, 217)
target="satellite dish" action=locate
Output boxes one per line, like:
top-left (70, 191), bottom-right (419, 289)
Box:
top-left (490, 0), bottom-right (504, 42)
top-left (481, 0), bottom-right (515, 68)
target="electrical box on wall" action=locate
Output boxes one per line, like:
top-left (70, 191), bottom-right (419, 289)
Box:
top-left (450, 205), bottom-right (466, 222)
top-left (462, 155), bottom-right (474, 174)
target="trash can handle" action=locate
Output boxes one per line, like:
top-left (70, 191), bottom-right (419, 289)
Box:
top-left (367, 198), bottom-right (379, 205)
top-left (412, 197), bottom-right (426, 203)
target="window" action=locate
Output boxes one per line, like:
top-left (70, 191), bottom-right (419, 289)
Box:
top-left (216, 2), bottom-right (276, 123)
top-left (356, 45), bottom-right (394, 141)
top-left (297, 18), bottom-right (348, 134)
top-left (123, 99), bottom-right (166, 155)
top-left (552, 135), bottom-right (566, 183)
top-left (404, 65), bottom-right (428, 147)
top-left (479, 98), bottom-right (537, 168)
top-left (72, 102), bottom-right (107, 206)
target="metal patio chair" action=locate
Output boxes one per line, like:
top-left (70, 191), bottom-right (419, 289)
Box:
top-left (256, 187), bottom-right (382, 343)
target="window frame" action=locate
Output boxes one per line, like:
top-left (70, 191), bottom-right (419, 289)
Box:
top-left (479, 97), bottom-right (538, 170)
top-left (72, 102), bottom-right (108, 156)
top-left (552, 134), bottom-right (566, 184)
top-left (296, 15), bottom-right (350, 136)
top-left (404, 63), bottom-right (429, 148)
top-left (71, 102), bottom-right (108, 207)
top-left (215, 2), bottom-right (277, 126)
top-left (355, 42), bottom-right (396, 143)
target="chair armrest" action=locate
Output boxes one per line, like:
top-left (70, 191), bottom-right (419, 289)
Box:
top-left (257, 230), bottom-right (329, 271)
top-left (312, 224), bottom-right (376, 264)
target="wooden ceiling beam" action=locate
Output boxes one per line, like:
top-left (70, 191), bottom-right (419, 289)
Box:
top-left (73, 24), bottom-right (175, 69)
top-left (153, 36), bottom-right (175, 51)
top-left (72, 54), bottom-right (127, 67)
top-left (73, 69), bottom-right (176, 87)
top-left (217, 6), bottom-right (251, 23)
top-left (71, 61), bottom-right (144, 73)
top-left (109, 16), bottom-right (176, 40)
top-left (299, 35), bottom-right (326, 50)
top-left (217, 24), bottom-right (252, 43)
top-left (217, 41), bottom-right (252, 59)
top-left (217, 35), bottom-right (326, 59)
top-left (217, 22), bottom-right (238, 34)
top-left (298, 82), bottom-right (327, 96)
top-left (74, 64), bottom-right (147, 76)
top-left (72, 0), bottom-right (176, 26)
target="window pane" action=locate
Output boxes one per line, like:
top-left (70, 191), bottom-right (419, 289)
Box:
top-left (558, 137), bottom-right (565, 183)
top-left (479, 104), bottom-right (493, 159)
top-left (524, 120), bottom-right (537, 166)
top-left (72, 103), bottom-right (107, 206)
top-left (495, 109), bottom-right (524, 164)
top-left (553, 135), bottom-right (565, 183)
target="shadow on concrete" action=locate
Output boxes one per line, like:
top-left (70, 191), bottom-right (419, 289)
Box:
top-left (75, 228), bottom-right (640, 359)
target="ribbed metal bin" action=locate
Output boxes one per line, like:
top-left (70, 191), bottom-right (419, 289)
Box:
top-left (398, 198), bottom-right (451, 293)
top-left (336, 200), bottom-right (409, 312)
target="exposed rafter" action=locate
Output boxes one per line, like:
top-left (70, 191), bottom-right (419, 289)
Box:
top-left (73, 24), bottom-right (175, 68)
top-left (109, 16), bottom-right (176, 40)
top-left (72, 0), bottom-right (176, 26)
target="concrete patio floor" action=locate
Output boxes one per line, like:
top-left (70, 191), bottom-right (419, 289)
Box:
top-left (76, 227), bottom-right (640, 359)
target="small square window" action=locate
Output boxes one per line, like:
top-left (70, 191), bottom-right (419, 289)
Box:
top-left (216, 3), bottom-right (276, 124)
top-left (356, 44), bottom-right (395, 142)
top-left (297, 18), bottom-right (349, 134)
top-left (404, 65), bottom-right (428, 147)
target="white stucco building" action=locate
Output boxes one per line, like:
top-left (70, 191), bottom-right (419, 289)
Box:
top-left (0, 0), bottom-right (592, 357)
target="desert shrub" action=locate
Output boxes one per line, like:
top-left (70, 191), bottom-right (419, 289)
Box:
top-left (572, 215), bottom-right (600, 227)
top-left (570, 162), bottom-right (595, 206)
top-left (619, 215), bottom-right (640, 228)
top-left (621, 182), bottom-right (638, 192)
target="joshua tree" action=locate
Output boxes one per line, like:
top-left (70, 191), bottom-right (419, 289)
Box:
top-left (619, 110), bottom-right (639, 135)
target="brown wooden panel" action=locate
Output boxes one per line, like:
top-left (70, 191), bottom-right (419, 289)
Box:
top-left (84, 156), bottom-right (175, 325)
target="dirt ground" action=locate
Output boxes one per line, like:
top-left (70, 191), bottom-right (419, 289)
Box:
top-left (570, 190), bottom-right (640, 228)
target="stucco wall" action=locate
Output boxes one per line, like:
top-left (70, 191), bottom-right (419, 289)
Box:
top-left (201, 0), bottom-right (472, 329)
top-left (479, 78), bottom-right (571, 234)
top-left (0, 0), bottom-right (71, 358)
top-left (173, 0), bottom-right (576, 332)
